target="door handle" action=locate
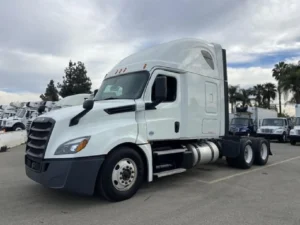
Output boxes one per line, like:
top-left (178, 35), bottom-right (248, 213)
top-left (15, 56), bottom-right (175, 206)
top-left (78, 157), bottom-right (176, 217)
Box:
top-left (175, 121), bottom-right (180, 133)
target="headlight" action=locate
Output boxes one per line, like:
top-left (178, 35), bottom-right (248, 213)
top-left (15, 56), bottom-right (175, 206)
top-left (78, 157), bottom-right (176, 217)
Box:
top-left (290, 130), bottom-right (295, 135)
top-left (54, 136), bottom-right (90, 155)
top-left (257, 129), bottom-right (261, 133)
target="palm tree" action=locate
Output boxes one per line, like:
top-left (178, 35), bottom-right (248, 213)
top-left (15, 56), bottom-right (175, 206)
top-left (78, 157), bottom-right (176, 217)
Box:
top-left (228, 85), bottom-right (240, 113)
top-left (252, 84), bottom-right (264, 106)
top-left (262, 83), bottom-right (277, 109)
top-left (280, 64), bottom-right (300, 104)
top-left (239, 88), bottom-right (252, 107)
top-left (272, 61), bottom-right (288, 114)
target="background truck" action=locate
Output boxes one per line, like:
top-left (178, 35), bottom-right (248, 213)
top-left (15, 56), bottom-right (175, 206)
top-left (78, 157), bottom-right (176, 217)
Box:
top-left (3, 101), bottom-right (56, 131)
top-left (0, 104), bottom-right (18, 129)
top-left (26, 94), bottom-right (91, 132)
top-left (229, 106), bottom-right (277, 136)
top-left (256, 117), bottom-right (292, 142)
top-left (287, 117), bottom-right (300, 145)
top-left (25, 38), bottom-right (272, 202)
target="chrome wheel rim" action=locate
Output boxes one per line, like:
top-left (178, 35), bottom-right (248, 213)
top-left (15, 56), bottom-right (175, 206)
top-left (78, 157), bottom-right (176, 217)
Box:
top-left (112, 158), bottom-right (137, 191)
top-left (244, 145), bottom-right (253, 164)
top-left (15, 127), bottom-right (22, 131)
top-left (260, 143), bottom-right (268, 160)
top-left (283, 134), bottom-right (286, 142)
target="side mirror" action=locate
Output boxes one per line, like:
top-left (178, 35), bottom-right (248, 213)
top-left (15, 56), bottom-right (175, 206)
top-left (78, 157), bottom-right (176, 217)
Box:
top-left (154, 76), bottom-right (167, 103)
top-left (38, 105), bottom-right (46, 114)
top-left (83, 99), bottom-right (94, 110)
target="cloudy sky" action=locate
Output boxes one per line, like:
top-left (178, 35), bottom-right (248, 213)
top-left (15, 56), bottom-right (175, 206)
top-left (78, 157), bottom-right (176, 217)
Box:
top-left (0, 0), bottom-right (300, 113)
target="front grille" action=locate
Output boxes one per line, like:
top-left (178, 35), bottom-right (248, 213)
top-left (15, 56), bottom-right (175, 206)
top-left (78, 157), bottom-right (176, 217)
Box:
top-left (261, 128), bottom-right (273, 133)
top-left (0, 120), bottom-right (2, 126)
top-left (26, 121), bottom-right (32, 131)
top-left (2, 121), bottom-right (6, 127)
top-left (26, 117), bottom-right (55, 158)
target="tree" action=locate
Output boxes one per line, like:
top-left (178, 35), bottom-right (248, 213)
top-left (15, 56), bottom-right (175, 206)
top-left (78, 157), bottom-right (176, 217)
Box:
top-left (252, 84), bottom-right (264, 106)
top-left (272, 61), bottom-right (288, 114)
top-left (228, 85), bottom-right (240, 113)
top-left (57, 60), bottom-right (92, 97)
top-left (239, 88), bottom-right (252, 107)
top-left (280, 63), bottom-right (300, 104)
top-left (262, 83), bottom-right (277, 109)
top-left (40, 80), bottom-right (59, 101)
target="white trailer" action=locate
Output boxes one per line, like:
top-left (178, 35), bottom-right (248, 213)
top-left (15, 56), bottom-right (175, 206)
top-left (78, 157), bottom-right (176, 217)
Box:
top-left (25, 39), bottom-right (272, 202)
top-left (247, 107), bottom-right (278, 128)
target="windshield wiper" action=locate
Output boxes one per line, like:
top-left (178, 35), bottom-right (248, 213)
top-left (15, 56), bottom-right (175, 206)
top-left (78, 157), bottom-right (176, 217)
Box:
top-left (102, 97), bottom-right (119, 100)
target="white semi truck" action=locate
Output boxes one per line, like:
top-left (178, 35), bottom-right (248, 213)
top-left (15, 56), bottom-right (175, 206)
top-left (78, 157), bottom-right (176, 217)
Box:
top-left (25, 39), bottom-right (272, 202)
top-left (3, 101), bottom-right (55, 131)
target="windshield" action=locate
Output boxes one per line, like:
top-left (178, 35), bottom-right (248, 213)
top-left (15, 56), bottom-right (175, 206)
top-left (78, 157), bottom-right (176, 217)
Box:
top-left (231, 118), bottom-right (249, 126)
top-left (262, 119), bottom-right (284, 126)
top-left (3, 113), bottom-right (10, 118)
top-left (94, 72), bottom-right (149, 101)
top-left (294, 117), bottom-right (300, 126)
top-left (16, 109), bottom-right (26, 118)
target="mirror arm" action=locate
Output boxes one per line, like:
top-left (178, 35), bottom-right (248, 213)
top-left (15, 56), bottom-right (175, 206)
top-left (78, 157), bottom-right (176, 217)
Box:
top-left (145, 100), bottom-right (163, 110)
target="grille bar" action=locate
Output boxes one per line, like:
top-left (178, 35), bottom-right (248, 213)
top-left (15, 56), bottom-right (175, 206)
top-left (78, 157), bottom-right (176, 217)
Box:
top-left (26, 117), bottom-right (55, 158)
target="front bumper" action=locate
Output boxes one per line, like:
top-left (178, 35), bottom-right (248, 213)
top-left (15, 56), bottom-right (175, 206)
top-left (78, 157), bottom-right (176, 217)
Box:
top-left (25, 154), bottom-right (104, 195)
top-left (256, 133), bottom-right (282, 139)
top-left (289, 135), bottom-right (300, 142)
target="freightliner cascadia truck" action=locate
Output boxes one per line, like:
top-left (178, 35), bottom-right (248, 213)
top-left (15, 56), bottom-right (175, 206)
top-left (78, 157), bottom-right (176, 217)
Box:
top-left (25, 39), bottom-right (272, 201)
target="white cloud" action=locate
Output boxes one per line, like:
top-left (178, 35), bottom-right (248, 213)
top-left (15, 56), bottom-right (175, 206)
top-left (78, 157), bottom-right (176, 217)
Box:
top-left (0, 91), bottom-right (40, 105)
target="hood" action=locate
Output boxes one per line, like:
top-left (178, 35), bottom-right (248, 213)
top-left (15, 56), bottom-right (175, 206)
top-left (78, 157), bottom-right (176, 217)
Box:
top-left (39, 99), bottom-right (136, 121)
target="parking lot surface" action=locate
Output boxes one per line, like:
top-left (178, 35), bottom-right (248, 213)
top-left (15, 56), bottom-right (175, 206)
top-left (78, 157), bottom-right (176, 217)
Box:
top-left (0, 143), bottom-right (300, 225)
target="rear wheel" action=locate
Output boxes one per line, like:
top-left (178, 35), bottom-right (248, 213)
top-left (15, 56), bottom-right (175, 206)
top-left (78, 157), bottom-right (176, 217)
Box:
top-left (253, 139), bottom-right (269, 165)
top-left (96, 146), bottom-right (145, 202)
top-left (236, 139), bottom-right (254, 169)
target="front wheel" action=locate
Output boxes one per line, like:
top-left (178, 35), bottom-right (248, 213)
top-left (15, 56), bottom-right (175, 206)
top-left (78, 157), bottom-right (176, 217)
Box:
top-left (13, 124), bottom-right (24, 131)
top-left (96, 146), bottom-right (145, 202)
top-left (280, 132), bottom-right (287, 143)
top-left (290, 140), bottom-right (296, 145)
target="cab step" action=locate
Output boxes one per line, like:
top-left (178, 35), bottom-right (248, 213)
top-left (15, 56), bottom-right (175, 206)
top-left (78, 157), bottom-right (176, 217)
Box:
top-left (153, 168), bottom-right (186, 178)
top-left (153, 148), bottom-right (187, 156)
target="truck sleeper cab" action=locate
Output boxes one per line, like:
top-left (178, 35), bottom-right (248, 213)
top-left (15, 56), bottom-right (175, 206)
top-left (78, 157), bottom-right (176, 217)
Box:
top-left (25, 39), bottom-right (272, 202)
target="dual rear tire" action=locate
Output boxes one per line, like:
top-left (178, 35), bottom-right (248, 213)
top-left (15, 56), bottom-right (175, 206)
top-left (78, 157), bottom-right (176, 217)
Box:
top-left (226, 138), bottom-right (269, 169)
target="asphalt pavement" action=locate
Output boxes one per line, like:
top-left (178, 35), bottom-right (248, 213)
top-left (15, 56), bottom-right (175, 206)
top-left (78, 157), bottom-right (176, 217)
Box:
top-left (0, 142), bottom-right (300, 225)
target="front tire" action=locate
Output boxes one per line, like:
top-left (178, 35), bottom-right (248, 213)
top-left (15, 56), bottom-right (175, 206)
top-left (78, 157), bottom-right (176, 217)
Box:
top-left (280, 132), bottom-right (287, 143)
top-left (290, 140), bottom-right (296, 145)
top-left (13, 124), bottom-right (24, 131)
top-left (96, 146), bottom-right (145, 202)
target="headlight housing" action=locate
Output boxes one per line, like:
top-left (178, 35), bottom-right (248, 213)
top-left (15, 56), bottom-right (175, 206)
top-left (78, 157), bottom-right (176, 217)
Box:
top-left (290, 129), bottom-right (296, 135)
top-left (54, 136), bottom-right (90, 155)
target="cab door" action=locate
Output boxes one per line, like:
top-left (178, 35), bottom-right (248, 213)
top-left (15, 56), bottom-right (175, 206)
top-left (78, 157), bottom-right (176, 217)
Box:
top-left (144, 70), bottom-right (181, 141)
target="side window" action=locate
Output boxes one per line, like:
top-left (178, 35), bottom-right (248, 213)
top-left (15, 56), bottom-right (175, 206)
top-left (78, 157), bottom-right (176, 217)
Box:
top-left (152, 75), bottom-right (177, 102)
top-left (285, 119), bottom-right (288, 126)
top-left (26, 111), bottom-right (30, 118)
top-left (201, 50), bottom-right (214, 70)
